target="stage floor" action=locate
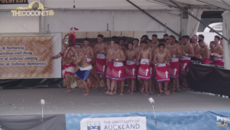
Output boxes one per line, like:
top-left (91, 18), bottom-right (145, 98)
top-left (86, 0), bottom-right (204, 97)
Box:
top-left (0, 88), bottom-right (230, 116)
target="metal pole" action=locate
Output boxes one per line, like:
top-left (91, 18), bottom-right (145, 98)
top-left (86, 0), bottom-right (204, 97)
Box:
top-left (221, 0), bottom-right (230, 8)
top-left (126, 0), bottom-right (180, 37)
top-left (169, 0), bottom-right (230, 43)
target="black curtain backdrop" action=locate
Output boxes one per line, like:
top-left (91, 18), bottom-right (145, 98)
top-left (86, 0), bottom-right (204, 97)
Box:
top-left (0, 78), bottom-right (63, 89)
top-left (188, 61), bottom-right (230, 96)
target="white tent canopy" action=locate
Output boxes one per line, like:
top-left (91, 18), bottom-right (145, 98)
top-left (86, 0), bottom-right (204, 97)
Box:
top-left (0, 0), bottom-right (230, 69)
top-left (0, 0), bottom-right (229, 10)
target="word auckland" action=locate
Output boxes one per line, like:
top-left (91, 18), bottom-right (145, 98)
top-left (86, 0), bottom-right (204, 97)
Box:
top-left (104, 124), bottom-right (140, 130)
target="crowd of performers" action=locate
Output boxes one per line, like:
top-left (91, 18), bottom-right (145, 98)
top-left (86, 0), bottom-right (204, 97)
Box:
top-left (51, 33), bottom-right (224, 96)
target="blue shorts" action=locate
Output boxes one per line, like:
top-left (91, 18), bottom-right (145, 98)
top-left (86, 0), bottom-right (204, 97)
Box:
top-left (75, 69), bottom-right (90, 81)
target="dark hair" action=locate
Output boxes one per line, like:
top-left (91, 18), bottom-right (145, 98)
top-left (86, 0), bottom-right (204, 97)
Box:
top-left (198, 34), bottom-right (204, 39)
top-left (97, 34), bottom-right (104, 38)
top-left (119, 37), bottom-right (125, 42)
top-left (169, 35), bottom-right (175, 39)
top-left (111, 36), bottom-right (118, 41)
top-left (133, 38), bottom-right (139, 42)
top-left (152, 34), bottom-right (158, 38)
top-left (84, 38), bottom-right (89, 41)
top-left (182, 35), bottom-right (190, 40)
top-left (179, 37), bottom-right (182, 40)
top-left (128, 42), bottom-right (133, 45)
top-left (158, 43), bottom-right (165, 48)
top-left (159, 39), bottom-right (166, 43)
top-left (141, 40), bottom-right (148, 44)
top-left (220, 38), bottom-right (223, 40)
top-left (210, 41), bottom-right (215, 44)
top-left (114, 41), bottom-right (120, 45)
top-left (215, 35), bottom-right (220, 40)
top-left (164, 34), bottom-right (169, 37)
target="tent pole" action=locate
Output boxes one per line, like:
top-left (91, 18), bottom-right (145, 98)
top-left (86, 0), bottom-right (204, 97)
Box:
top-left (169, 0), bottom-right (230, 43)
top-left (126, 0), bottom-right (180, 37)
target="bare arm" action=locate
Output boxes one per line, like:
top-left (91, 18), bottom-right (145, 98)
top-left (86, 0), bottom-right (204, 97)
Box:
top-left (176, 45), bottom-right (182, 58)
top-left (52, 50), bottom-right (64, 59)
top-left (93, 44), bottom-right (98, 53)
top-left (117, 50), bottom-right (126, 62)
top-left (87, 48), bottom-right (94, 59)
top-left (166, 49), bottom-right (172, 62)
top-left (187, 45), bottom-right (194, 57)
top-left (149, 51), bottom-right (152, 64)
top-left (153, 54), bottom-right (157, 65)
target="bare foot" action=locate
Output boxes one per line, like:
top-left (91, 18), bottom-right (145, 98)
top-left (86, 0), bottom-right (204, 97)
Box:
top-left (104, 87), bottom-right (107, 91)
top-left (113, 91), bottom-right (117, 94)
top-left (172, 91), bottom-right (176, 94)
top-left (83, 90), bottom-right (86, 93)
top-left (144, 93), bottom-right (148, 96)
top-left (158, 92), bottom-right (162, 96)
top-left (107, 92), bottom-right (114, 96)
top-left (97, 87), bottom-right (101, 91)
top-left (165, 90), bottom-right (170, 95)
top-left (65, 89), bottom-right (72, 93)
top-left (105, 91), bottom-right (110, 95)
top-left (177, 87), bottom-right (181, 91)
top-left (130, 91), bottom-right (134, 94)
top-left (127, 89), bottom-right (130, 93)
top-left (120, 93), bottom-right (124, 96)
top-left (83, 93), bottom-right (90, 96)
top-left (150, 91), bottom-right (154, 95)
top-left (141, 87), bottom-right (144, 93)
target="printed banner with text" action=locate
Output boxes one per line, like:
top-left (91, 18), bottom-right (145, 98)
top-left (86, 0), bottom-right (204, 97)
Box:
top-left (0, 33), bottom-right (62, 79)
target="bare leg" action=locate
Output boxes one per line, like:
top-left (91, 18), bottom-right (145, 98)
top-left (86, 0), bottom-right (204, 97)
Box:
top-left (172, 79), bottom-right (176, 93)
top-left (87, 79), bottom-right (91, 92)
top-left (120, 80), bottom-right (124, 95)
top-left (108, 80), bottom-right (116, 95)
top-left (82, 79), bottom-right (90, 96)
top-left (106, 78), bottom-right (111, 94)
top-left (138, 78), bottom-right (144, 93)
top-left (102, 75), bottom-right (107, 91)
top-left (149, 77), bottom-right (154, 94)
top-left (96, 74), bottom-right (101, 91)
top-left (127, 79), bottom-right (131, 93)
top-left (65, 86), bottom-right (72, 93)
top-left (144, 80), bottom-right (149, 96)
top-left (164, 81), bottom-right (170, 95)
top-left (130, 79), bottom-right (135, 94)
top-left (176, 78), bottom-right (180, 91)
top-left (158, 83), bottom-right (163, 96)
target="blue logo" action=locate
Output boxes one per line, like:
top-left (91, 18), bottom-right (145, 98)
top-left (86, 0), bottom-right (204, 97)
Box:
top-left (87, 121), bottom-right (101, 130)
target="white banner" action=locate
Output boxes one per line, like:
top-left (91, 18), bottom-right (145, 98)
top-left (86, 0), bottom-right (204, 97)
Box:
top-left (80, 116), bottom-right (146, 130)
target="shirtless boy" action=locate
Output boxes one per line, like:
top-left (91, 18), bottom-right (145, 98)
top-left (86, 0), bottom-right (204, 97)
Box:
top-left (195, 39), bottom-right (210, 64)
top-left (82, 38), bottom-right (94, 65)
top-left (211, 36), bottom-right (223, 66)
top-left (136, 40), bottom-right (152, 96)
top-left (74, 44), bottom-right (93, 96)
top-left (108, 41), bottom-right (126, 96)
top-left (168, 35), bottom-right (182, 93)
top-left (125, 42), bottom-right (138, 94)
top-left (154, 43), bottom-right (171, 96)
top-left (93, 34), bottom-right (108, 91)
top-left (180, 35), bottom-right (194, 90)
top-left (105, 39), bottom-right (115, 94)
top-left (51, 34), bottom-right (76, 93)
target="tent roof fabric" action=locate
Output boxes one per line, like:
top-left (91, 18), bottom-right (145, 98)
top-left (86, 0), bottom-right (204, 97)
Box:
top-left (0, 0), bottom-right (229, 10)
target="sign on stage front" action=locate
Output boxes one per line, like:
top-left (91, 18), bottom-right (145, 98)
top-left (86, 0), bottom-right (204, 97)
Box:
top-left (0, 33), bottom-right (62, 79)
top-left (80, 116), bottom-right (147, 130)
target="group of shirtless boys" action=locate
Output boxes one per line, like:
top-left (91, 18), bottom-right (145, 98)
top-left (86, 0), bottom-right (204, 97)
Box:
top-left (52, 33), bottom-right (224, 96)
